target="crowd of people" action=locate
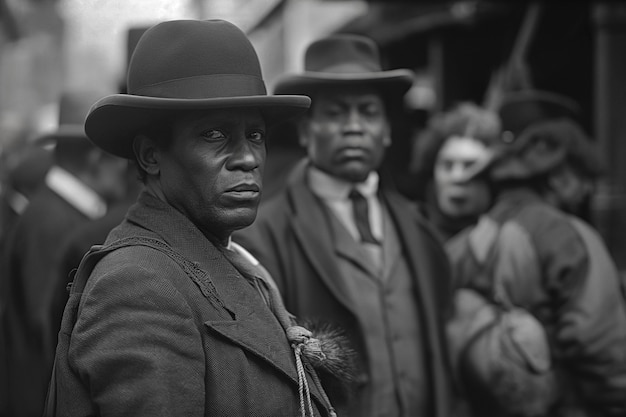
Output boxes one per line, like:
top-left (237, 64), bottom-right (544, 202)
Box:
top-left (0, 17), bottom-right (625, 417)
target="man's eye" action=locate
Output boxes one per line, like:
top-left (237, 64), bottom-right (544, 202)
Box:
top-left (202, 129), bottom-right (226, 141)
top-left (363, 105), bottom-right (382, 117)
top-left (323, 107), bottom-right (343, 117)
top-left (249, 130), bottom-right (265, 143)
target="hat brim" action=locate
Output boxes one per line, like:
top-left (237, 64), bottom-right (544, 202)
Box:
top-left (85, 94), bottom-right (311, 159)
top-left (273, 69), bottom-right (414, 96)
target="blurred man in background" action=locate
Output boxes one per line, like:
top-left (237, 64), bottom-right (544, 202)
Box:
top-left (1, 90), bottom-right (128, 417)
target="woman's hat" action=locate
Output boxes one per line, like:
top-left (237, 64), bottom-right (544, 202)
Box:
top-left (273, 34), bottom-right (414, 98)
top-left (85, 19), bottom-right (311, 159)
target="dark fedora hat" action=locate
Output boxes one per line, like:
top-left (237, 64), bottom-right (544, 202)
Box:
top-left (498, 89), bottom-right (581, 140)
top-left (85, 19), bottom-right (311, 159)
top-left (273, 34), bottom-right (414, 97)
top-left (36, 90), bottom-right (103, 146)
top-left (489, 117), bottom-right (602, 181)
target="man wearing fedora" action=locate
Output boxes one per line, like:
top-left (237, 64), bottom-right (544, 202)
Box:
top-left (43, 19), bottom-right (350, 417)
top-left (235, 34), bottom-right (455, 417)
top-left (446, 91), bottom-right (626, 417)
top-left (1, 90), bottom-right (128, 417)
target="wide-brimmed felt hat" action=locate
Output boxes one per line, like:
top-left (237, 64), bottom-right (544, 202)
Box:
top-left (85, 19), bottom-right (311, 159)
top-left (36, 91), bottom-right (102, 146)
top-left (488, 117), bottom-right (602, 181)
top-left (498, 89), bottom-right (581, 140)
top-left (273, 34), bottom-right (414, 98)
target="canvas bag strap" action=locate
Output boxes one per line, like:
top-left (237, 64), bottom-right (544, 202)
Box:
top-left (467, 215), bottom-right (512, 307)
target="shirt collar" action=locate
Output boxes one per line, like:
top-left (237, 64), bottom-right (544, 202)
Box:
top-left (308, 165), bottom-right (379, 201)
top-left (45, 166), bottom-right (107, 220)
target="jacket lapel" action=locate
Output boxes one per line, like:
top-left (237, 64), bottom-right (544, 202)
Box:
top-left (330, 213), bottom-right (380, 278)
top-left (287, 162), bottom-right (359, 318)
top-left (202, 253), bottom-right (327, 406)
top-left (381, 209), bottom-right (401, 280)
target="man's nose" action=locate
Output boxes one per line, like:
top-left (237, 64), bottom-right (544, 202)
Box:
top-left (343, 108), bottom-right (364, 133)
top-left (229, 136), bottom-right (260, 171)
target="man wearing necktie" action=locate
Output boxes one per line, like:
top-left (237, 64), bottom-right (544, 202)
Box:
top-left (235, 34), bottom-right (455, 417)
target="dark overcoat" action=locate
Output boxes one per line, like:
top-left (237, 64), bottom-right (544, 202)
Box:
top-left (51, 191), bottom-right (331, 416)
top-left (235, 160), bottom-right (455, 417)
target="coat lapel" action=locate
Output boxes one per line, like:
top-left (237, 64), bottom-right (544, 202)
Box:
top-left (287, 162), bottom-right (359, 318)
top-left (331, 214), bottom-right (380, 278)
top-left (381, 209), bottom-right (401, 280)
top-left (202, 252), bottom-right (327, 406)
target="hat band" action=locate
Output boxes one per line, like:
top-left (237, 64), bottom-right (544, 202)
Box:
top-left (131, 74), bottom-right (267, 99)
top-left (314, 61), bottom-right (381, 74)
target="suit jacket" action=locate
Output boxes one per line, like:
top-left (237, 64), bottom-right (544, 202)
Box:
top-left (235, 160), bottom-right (455, 417)
top-left (55, 190), bottom-right (330, 416)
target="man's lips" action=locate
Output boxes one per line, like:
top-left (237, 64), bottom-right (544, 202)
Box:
top-left (227, 183), bottom-right (260, 193)
top-left (337, 147), bottom-right (370, 159)
top-left (224, 183), bottom-right (261, 200)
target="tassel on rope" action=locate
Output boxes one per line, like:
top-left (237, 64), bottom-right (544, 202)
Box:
top-left (226, 243), bottom-right (342, 416)
top-left (288, 326), bottom-right (337, 417)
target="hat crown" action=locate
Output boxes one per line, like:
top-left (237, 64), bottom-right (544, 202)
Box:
top-left (304, 34), bottom-right (382, 74)
top-left (498, 90), bottom-right (580, 138)
top-left (127, 19), bottom-right (266, 99)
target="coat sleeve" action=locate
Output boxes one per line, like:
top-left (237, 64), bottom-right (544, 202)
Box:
top-left (69, 248), bottom-right (205, 417)
top-left (527, 213), bottom-right (626, 416)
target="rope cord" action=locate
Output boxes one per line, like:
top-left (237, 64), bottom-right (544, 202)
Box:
top-left (293, 343), bottom-right (315, 417)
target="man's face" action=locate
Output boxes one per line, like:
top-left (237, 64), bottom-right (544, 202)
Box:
top-left (434, 136), bottom-right (492, 218)
top-left (157, 108), bottom-right (266, 241)
top-left (300, 87), bottom-right (390, 183)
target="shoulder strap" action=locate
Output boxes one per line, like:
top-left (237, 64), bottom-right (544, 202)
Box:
top-left (467, 216), bottom-right (509, 304)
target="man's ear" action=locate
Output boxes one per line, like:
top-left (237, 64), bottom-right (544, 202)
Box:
top-left (133, 134), bottom-right (160, 176)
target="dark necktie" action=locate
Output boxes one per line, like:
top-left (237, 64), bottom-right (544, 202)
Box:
top-left (349, 188), bottom-right (379, 244)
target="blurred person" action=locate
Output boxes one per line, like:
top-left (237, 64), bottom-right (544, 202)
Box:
top-left (410, 102), bottom-right (501, 241)
top-left (235, 34), bottom-right (455, 417)
top-left (0, 143), bottom-right (52, 417)
top-left (446, 108), bottom-right (626, 416)
top-left (0, 145), bottom-right (53, 247)
top-left (497, 89), bottom-right (597, 219)
top-left (0, 90), bottom-right (128, 417)
top-left (44, 19), bottom-right (347, 417)
top-left (48, 161), bottom-right (141, 347)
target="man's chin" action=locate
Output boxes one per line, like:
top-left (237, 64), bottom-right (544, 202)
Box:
top-left (336, 164), bottom-right (373, 183)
